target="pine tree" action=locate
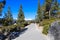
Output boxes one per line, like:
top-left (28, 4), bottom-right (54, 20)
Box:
top-left (44, 0), bottom-right (53, 19)
top-left (51, 0), bottom-right (59, 17)
top-left (3, 12), bottom-right (8, 26)
top-left (0, 0), bottom-right (6, 16)
top-left (17, 5), bottom-right (25, 27)
top-left (7, 6), bottom-right (13, 25)
top-left (41, 4), bottom-right (46, 19)
top-left (36, 0), bottom-right (42, 23)
top-left (3, 6), bottom-right (13, 26)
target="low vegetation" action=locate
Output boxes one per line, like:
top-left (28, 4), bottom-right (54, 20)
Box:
top-left (40, 18), bottom-right (60, 35)
top-left (35, 0), bottom-right (60, 35)
top-left (0, 4), bottom-right (30, 33)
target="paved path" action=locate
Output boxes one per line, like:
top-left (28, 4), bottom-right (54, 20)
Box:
top-left (14, 23), bottom-right (47, 40)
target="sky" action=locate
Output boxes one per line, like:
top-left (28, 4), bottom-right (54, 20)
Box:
top-left (0, 0), bottom-right (60, 20)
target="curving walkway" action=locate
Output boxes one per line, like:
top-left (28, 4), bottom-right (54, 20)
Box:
top-left (14, 23), bottom-right (47, 40)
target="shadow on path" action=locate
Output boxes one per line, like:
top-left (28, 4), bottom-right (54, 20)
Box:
top-left (20, 28), bottom-right (28, 35)
top-left (8, 28), bottom-right (28, 40)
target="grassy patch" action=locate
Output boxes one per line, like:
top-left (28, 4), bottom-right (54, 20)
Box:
top-left (42, 25), bottom-right (49, 35)
top-left (41, 18), bottom-right (60, 35)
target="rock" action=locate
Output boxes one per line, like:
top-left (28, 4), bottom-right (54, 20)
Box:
top-left (48, 21), bottom-right (60, 40)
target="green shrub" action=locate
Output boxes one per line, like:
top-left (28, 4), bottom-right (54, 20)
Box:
top-left (42, 19), bottom-right (55, 35)
top-left (42, 25), bottom-right (49, 35)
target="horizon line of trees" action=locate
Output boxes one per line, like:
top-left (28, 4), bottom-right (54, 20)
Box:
top-left (0, 4), bottom-right (25, 26)
top-left (0, 0), bottom-right (60, 26)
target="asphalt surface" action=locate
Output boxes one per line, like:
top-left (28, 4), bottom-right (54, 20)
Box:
top-left (14, 23), bottom-right (47, 40)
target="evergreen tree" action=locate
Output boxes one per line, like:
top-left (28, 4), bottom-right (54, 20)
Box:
top-left (0, 0), bottom-right (6, 15)
top-left (57, 5), bottom-right (60, 18)
top-left (44, 0), bottom-right (53, 19)
top-left (3, 6), bottom-right (13, 26)
top-left (7, 6), bottom-right (13, 25)
top-left (41, 4), bottom-right (46, 19)
top-left (51, 0), bottom-right (59, 16)
top-left (17, 5), bottom-right (25, 27)
top-left (3, 12), bottom-right (8, 26)
top-left (36, 0), bottom-right (42, 23)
